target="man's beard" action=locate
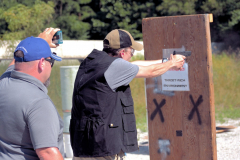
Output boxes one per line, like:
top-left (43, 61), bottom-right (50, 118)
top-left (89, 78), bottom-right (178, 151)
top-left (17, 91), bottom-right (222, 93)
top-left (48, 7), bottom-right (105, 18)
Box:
top-left (43, 78), bottom-right (50, 88)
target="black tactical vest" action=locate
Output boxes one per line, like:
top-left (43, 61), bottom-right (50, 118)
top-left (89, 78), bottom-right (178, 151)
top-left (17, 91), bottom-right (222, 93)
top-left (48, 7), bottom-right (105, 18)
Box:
top-left (70, 49), bottom-right (138, 157)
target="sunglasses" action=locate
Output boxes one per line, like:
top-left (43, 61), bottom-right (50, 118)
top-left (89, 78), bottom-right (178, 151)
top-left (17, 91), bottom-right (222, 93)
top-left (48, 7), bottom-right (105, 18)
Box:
top-left (130, 48), bottom-right (135, 56)
top-left (44, 52), bottom-right (56, 67)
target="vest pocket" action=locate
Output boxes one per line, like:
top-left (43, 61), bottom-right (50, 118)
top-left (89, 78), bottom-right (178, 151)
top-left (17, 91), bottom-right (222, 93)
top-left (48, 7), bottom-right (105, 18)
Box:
top-left (122, 114), bottom-right (137, 145)
top-left (122, 114), bottom-right (135, 132)
top-left (121, 97), bottom-right (134, 114)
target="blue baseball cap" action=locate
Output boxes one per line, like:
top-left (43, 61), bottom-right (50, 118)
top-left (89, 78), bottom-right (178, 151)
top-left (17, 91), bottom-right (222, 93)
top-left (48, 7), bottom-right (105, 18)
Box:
top-left (14, 36), bottom-right (62, 62)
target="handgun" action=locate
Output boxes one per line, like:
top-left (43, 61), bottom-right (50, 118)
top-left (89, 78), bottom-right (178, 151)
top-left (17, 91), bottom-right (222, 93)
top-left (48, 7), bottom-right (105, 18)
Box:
top-left (173, 51), bottom-right (191, 57)
top-left (162, 51), bottom-right (191, 63)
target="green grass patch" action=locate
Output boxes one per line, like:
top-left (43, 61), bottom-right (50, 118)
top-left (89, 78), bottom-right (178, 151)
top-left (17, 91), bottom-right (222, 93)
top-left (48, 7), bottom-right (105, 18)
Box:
top-left (130, 54), bottom-right (147, 132)
top-left (213, 53), bottom-right (240, 110)
top-left (130, 78), bottom-right (147, 132)
top-left (215, 107), bottom-right (240, 123)
top-left (212, 53), bottom-right (240, 123)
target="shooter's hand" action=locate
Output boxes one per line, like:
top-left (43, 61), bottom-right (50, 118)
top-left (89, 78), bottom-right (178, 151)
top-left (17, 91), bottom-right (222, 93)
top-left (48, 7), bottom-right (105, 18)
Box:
top-left (170, 54), bottom-right (186, 70)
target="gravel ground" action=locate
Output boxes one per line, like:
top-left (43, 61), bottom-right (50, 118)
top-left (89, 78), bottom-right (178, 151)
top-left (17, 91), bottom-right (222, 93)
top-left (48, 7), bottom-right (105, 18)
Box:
top-left (216, 119), bottom-right (240, 160)
top-left (126, 119), bottom-right (240, 160)
top-left (125, 131), bottom-right (149, 160)
top-left (65, 119), bottom-right (240, 160)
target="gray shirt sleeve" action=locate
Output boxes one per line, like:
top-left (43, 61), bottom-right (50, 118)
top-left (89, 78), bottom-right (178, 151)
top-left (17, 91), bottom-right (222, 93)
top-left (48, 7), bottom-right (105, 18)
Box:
top-left (27, 99), bottom-right (60, 150)
top-left (104, 58), bottom-right (139, 92)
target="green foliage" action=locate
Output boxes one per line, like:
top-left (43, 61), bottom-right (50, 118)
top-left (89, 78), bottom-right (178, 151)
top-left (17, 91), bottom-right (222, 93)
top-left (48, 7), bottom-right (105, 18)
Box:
top-left (201, 0), bottom-right (240, 47)
top-left (91, 0), bottom-right (140, 39)
top-left (50, 0), bottom-right (95, 40)
top-left (228, 9), bottom-right (240, 28)
top-left (1, 0), bottom-right (240, 49)
top-left (0, 0), bottom-right (95, 41)
top-left (156, 0), bottom-right (197, 15)
top-left (53, 14), bottom-right (91, 40)
top-left (201, 0), bottom-right (220, 13)
top-left (90, 0), bottom-right (160, 40)
top-left (1, 1), bottom-right (54, 39)
top-left (153, 0), bottom-right (240, 48)
top-left (0, 0), bottom-right (18, 41)
top-left (2, 1), bottom-right (54, 40)
top-left (0, 0), bottom-right (54, 54)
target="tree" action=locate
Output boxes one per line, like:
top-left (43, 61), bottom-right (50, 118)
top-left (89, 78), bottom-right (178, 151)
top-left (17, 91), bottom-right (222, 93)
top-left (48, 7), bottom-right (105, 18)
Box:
top-left (0, 0), bottom-right (54, 53)
top-left (0, 0), bottom-right (20, 39)
top-left (90, 0), bottom-right (162, 40)
top-left (201, 0), bottom-right (240, 48)
top-left (1, 0), bottom-right (240, 49)
top-left (50, 0), bottom-right (95, 40)
top-left (156, 0), bottom-right (197, 15)
top-left (154, 0), bottom-right (240, 48)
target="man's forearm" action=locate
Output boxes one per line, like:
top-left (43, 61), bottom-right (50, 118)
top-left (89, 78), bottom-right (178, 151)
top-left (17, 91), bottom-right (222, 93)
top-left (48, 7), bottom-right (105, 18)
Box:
top-left (36, 147), bottom-right (63, 160)
top-left (131, 59), bottom-right (162, 66)
top-left (135, 54), bottom-right (185, 78)
top-left (135, 60), bottom-right (173, 78)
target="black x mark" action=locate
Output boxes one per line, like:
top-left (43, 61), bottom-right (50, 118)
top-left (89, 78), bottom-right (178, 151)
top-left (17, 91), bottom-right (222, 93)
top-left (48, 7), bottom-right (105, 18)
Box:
top-left (188, 95), bottom-right (203, 125)
top-left (151, 99), bottom-right (166, 122)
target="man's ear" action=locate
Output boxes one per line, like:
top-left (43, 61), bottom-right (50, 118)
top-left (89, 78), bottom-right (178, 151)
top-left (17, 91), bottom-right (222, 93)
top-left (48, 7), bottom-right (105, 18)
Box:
top-left (38, 58), bottom-right (45, 72)
top-left (120, 49), bottom-right (125, 58)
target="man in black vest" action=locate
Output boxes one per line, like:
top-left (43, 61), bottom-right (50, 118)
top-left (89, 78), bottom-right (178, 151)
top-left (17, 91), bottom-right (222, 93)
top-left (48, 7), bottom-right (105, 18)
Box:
top-left (70, 29), bottom-right (185, 160)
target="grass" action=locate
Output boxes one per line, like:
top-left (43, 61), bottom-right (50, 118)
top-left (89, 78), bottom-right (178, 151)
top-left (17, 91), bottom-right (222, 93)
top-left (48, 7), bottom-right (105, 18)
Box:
top-left (1, 52), bottom-right (240, 131)
top-left (215, 107), bottom-right (240, 123)
top-left (130, 53), bottom-right (147, 132)
top-left (130, 77), bottom-right (147, 132)
top-left (213, 52), bottom-right (240, 123)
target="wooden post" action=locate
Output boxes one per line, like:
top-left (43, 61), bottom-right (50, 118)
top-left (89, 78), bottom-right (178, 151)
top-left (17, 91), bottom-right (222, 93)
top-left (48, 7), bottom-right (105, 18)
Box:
top-left (142, 14), bottom-right (216, 160)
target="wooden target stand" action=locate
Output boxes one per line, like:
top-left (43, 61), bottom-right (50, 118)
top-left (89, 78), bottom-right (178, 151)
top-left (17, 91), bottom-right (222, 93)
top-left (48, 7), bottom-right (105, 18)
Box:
top-left (142, 14), bottom-right (216, 160)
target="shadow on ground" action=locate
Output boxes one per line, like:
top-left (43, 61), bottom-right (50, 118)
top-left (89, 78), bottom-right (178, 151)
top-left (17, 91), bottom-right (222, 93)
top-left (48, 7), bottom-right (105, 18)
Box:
top-left (128, 144), bottom-right (149, 155)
